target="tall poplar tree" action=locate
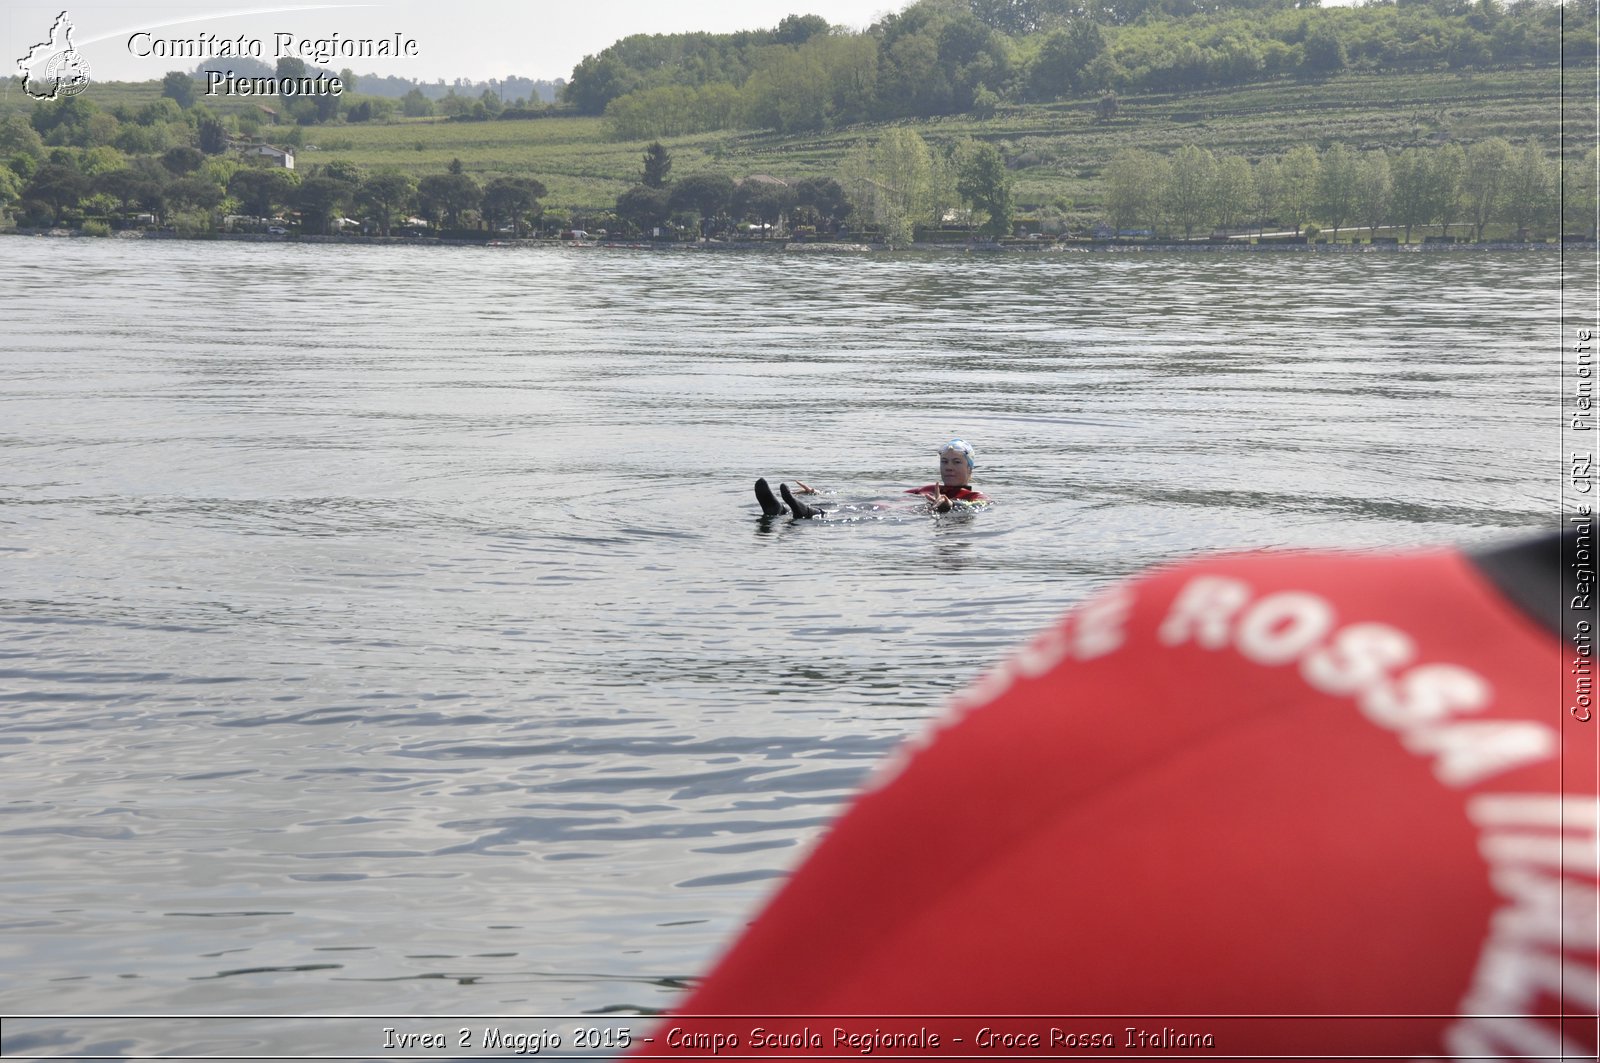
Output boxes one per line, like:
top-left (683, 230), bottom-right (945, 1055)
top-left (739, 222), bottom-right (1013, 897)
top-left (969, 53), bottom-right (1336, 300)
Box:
top-left (1316, 143), bottom-right (1358, 238)
top-left (1427, 143), bottom-right (1466, 237)
top-left (1355, 151), bottom-right (1393, 238)
top-left (1278, 145), bottom-right (1321, 235)
top-left (1389, 148), bottom-right (1431, 243)
top-left (1103, 149), bottom-right (1162, 234)
top-left (841, 129), bottom-right (935, 247)
top-left (1506, 140), bottom-right (1554, 237)
top-left (1213, 155), bottom-right (1253, 236)
top-left (1463, 137), bottom-right (1514, 241)
top-left (1164, 144), bottom-right (1217, 240)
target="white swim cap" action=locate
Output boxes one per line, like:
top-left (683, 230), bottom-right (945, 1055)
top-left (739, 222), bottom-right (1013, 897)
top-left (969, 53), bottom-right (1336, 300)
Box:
top-left (938, 438), bottom-right (975, 468)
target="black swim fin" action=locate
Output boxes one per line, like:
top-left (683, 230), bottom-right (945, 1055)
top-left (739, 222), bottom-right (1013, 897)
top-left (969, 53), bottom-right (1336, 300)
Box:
top-left (755, 478), bottom-right (786, 517)
top-left (780, 482), bottom-right (823, 519)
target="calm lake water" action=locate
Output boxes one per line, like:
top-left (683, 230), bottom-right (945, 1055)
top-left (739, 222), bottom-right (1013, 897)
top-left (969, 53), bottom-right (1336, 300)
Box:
top-left (0, 239), bottom-right (1562, 1058)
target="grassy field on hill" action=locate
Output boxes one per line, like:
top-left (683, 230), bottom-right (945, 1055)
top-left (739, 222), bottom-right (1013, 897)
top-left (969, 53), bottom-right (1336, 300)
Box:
top-left (256, 65), bottom-right (1590, 214)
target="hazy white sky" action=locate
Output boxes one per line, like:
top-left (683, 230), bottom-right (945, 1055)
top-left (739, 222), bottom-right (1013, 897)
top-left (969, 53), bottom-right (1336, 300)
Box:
top-left (5, 1), bottom-right (907, 87)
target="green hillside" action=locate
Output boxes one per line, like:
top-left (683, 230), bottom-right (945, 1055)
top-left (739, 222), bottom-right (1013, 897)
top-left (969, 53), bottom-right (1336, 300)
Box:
top-left (270, 66), bottom-right (1587, 215)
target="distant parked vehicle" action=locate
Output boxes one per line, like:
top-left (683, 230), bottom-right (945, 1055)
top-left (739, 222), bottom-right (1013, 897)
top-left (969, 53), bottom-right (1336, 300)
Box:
top-left (266, 226), bottom-right (288, 235)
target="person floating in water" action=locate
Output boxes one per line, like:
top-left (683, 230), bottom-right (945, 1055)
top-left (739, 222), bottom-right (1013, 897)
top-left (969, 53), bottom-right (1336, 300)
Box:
top-left (754, 439), bottom-right (990, 519)
top-left (908, 438), bottom-right (989, 512)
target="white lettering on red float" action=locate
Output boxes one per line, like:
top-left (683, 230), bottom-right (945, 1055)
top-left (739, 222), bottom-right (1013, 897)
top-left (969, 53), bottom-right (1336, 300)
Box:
top-left (1158, 574), bottom-right (1594, 1061)
top-left (1157, 575), bottom-right (1552, 787)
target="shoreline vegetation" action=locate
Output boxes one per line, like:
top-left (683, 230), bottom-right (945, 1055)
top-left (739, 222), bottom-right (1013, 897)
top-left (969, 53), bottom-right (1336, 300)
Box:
top-left (4, 0), bottom-right (1596, 248)
top-left (9, 225), bottom-right (1586, 253)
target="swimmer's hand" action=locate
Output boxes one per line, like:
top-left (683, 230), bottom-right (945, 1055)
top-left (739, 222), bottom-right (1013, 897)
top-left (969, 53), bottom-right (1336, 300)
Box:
top-left (932, 491), bottom-right (953, 513)
top-left (793, 480), bottom-right (818, 495)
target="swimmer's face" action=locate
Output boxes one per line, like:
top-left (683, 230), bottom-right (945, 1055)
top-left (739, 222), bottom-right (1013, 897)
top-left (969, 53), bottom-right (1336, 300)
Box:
top-left (939, 449), bottom-right (970, 485)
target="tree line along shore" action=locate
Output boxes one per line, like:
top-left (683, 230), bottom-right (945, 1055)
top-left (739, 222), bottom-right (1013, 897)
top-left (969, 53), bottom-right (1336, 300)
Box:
top-left (2, 0), bottom-right (1594, 246)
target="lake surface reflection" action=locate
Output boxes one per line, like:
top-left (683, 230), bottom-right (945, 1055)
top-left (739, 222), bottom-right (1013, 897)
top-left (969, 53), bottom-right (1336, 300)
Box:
top-left (0, 239), bottom-right (1560, 1056)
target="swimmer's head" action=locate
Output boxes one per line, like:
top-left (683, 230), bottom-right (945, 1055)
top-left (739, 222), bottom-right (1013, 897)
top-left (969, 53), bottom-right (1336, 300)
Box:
top-left (938, 438), bottom-right (975, 485)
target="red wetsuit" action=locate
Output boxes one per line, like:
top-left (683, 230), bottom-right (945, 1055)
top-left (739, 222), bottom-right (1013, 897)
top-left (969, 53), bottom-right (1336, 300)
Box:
top-left (907, 484), bottom-right (989, 502)
top-left (645, 545), bottom-right (1597, 1059)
